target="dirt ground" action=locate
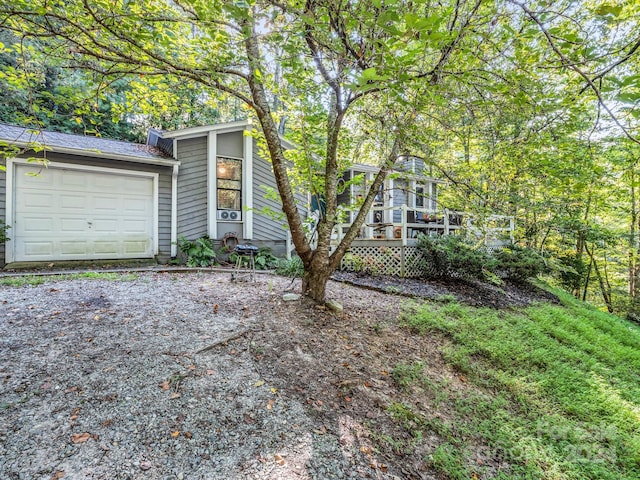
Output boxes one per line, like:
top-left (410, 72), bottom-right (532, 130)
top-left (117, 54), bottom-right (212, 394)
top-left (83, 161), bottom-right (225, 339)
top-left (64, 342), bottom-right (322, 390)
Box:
top-left (0, 269), bottom-right (557, 479)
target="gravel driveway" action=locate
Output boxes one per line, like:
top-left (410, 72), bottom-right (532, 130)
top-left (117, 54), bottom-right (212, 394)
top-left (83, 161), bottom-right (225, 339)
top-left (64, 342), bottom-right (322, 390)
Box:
top-left (1, 272), bottom-right (399, 480)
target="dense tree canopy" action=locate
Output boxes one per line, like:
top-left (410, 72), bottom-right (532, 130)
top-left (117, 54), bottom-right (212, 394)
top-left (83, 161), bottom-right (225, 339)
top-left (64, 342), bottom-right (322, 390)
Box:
top-left (1, 0), bottom-right (640, 308)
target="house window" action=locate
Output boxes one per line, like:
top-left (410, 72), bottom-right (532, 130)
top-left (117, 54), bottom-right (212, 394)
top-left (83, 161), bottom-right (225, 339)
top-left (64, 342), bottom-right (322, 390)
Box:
top-left (430, 183), bottom-right (438, 210)
top-left (217, 156), bottom-right (242, 212)
top-left (416, 186), bottom-right (425, 208)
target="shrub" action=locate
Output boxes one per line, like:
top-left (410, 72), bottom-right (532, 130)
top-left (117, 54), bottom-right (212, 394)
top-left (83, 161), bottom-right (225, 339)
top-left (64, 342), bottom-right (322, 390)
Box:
top-left (0, 220), bottom-right (9, 244)
top-left (493, 244), bottom-right (547, 282)
top-left (275, 256), bottom-right (304, 277)
top-left (178, 236), bottom-right (217, 267)
top-left (416, 234), bottom-right (491, 280)
top-left (230, 246), bottom-right (279, 270)
top-left (254, 247), bottom-right (279, 270)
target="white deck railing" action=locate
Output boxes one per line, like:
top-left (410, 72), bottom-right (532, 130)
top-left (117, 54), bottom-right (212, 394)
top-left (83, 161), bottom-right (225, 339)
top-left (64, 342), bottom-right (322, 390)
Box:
top-left (333, 204), bottom-right (514, 247)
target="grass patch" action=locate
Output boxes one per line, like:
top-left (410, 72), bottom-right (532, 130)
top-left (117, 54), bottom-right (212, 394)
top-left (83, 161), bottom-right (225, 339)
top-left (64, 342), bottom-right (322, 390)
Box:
top-left (399, 287), bottom-right (640, 479)
top-left (391, 361), bottom-right (426, 391)
top-left (0, 272), bottom-right (139, 287)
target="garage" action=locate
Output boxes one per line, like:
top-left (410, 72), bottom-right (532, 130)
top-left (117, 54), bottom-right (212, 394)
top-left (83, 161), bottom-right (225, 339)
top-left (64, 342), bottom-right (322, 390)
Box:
top-left (8, 161), bottom-right (158, 262)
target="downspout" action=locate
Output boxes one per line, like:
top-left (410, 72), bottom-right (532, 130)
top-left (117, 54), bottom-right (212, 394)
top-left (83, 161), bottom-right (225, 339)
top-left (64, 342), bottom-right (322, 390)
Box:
top-left (171, 163), bottom-right (179, 258)
top-left (171, 138), bottom-right (179, 258)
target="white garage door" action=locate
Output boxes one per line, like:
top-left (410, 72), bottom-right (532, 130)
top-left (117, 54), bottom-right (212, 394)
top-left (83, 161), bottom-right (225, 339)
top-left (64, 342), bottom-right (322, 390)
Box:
top-left (12, 163), bottom-right (156, 261)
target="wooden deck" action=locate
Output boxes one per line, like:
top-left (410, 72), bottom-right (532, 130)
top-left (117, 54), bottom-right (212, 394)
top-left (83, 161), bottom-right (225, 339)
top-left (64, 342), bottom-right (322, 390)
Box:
top-left (332, 205), bottom-right (514, 248)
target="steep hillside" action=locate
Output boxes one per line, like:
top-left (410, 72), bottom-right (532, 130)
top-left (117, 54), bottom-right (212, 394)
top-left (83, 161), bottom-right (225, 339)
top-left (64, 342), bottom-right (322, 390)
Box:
top-left (256, 278), bottom-right (640, 479)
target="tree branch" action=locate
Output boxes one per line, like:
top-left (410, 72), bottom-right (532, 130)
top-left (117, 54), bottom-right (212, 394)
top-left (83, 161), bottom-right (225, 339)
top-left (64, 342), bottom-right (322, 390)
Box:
top-left (510, 0), bottom-right (640, 145)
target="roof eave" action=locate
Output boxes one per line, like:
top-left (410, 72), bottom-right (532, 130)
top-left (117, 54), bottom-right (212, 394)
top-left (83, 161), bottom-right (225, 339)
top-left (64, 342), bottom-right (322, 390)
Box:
top-left (9, 142), bottom-right (179, 167)
top-left (161, 120), bottom-right (251, 139)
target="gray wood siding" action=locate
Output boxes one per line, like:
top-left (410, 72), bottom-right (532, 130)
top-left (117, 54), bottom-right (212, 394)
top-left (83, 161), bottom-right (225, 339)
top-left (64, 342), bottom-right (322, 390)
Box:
top-left (157, 174), bottom-right (172, 261)
top-left (252, 147), bottom-right (288, 241)
top-left (176, 137), bottom-right (208, 240)
top-left (0, 165), bottom-right (5, 266)
top-left (393, 179), bottom-right (408, 223)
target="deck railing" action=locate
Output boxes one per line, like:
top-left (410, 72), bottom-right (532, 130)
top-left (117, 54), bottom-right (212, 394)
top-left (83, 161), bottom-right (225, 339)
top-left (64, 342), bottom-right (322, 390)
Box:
top-left (333, 204), bottom-right (514, 247)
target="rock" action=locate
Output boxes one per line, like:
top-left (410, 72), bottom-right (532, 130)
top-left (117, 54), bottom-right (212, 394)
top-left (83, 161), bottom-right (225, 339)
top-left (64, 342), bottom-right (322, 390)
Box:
top-left (325, 300), bottom-right (343, 314)
top-left (282, 293), bottom-right (301, 302)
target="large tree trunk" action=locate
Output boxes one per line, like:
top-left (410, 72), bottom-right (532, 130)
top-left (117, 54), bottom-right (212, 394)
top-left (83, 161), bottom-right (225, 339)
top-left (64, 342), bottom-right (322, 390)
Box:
top-left (301, 264), bottom-right (332, 304)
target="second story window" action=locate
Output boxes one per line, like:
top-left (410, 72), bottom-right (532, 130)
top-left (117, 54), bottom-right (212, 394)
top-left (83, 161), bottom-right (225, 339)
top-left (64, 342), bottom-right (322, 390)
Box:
top-left (217, 156), bottom-right (242, 212)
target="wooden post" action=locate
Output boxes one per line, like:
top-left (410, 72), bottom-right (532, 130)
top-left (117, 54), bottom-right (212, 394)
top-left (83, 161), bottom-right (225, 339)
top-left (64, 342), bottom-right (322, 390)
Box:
top-left (510, 217), bottom-right (515, 244)
top-left (444, 208), bottom-right (450, 235)
top-left (401, 204), bottom-right (408, 247)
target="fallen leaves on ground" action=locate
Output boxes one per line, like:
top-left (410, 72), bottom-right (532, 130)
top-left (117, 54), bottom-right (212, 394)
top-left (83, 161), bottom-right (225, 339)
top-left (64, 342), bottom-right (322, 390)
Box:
top-left (70, 408), bottom-right (80, 424)
top-left (71, 433), bottom-right (91, 444)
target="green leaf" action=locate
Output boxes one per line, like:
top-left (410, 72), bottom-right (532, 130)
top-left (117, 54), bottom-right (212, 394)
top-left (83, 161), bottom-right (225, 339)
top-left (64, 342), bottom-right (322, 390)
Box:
top-left (595, 4), bottom-right (623, 18)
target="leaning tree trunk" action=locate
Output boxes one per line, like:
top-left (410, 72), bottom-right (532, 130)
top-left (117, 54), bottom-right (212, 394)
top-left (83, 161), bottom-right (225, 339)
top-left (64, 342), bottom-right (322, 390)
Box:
top-left (586, 243), bottom-right (614, 313)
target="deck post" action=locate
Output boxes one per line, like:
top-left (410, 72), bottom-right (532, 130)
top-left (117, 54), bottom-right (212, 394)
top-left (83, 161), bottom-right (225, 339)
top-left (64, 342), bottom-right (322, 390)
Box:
top-left (510, 217), bottom-right (515, 244)
top-left (444, 208), bottom-right (450, 235)
top-left (401, 204), bottom-right (408, 247)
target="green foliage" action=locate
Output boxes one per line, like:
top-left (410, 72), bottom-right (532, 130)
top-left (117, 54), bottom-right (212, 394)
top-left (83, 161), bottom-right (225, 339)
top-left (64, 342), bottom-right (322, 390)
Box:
top-left (493, 244), bottom-right (548, 282)
top-left (230, 246), bottom-right (279, 270)
top-left (400, 291), bottom-right (640, 479)
top-left (416, 234), bottom-right (491, 280)
top-left (254, 247), bottom-right (278, 270)
top-left (553, 253), bottom-right (589, 293)
top-left (3, 0), bottom-right (640, 306)
top-left (274, 256), bottom-right (304, 278)
top-left (178, 236), bottom-right (217, 267)
top-left (0, 219), bottom-right (9, 243)
top-left (0, 272), bottom-right (138, 287)
top-left (391, 361), bottom-right (426, 391)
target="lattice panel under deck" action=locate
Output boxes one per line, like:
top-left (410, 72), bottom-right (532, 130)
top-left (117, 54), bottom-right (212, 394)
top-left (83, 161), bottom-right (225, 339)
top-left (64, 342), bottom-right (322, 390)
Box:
top-left (341, 246), bottom-right (424, 278)
top-left (403, 247), bottom-right (425, 278)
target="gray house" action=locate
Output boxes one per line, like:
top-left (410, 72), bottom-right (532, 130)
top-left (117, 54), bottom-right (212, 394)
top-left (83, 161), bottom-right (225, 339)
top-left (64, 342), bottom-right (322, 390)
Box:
top-left (337, 157), bottom-right (443, 228)
top-left (0, 121), bottom-right (302, 267)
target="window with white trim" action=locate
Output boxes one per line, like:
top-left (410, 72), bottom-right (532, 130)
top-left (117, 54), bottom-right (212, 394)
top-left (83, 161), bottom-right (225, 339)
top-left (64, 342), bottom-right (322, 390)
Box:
top-left (217, 156), bottom-right (242, 213)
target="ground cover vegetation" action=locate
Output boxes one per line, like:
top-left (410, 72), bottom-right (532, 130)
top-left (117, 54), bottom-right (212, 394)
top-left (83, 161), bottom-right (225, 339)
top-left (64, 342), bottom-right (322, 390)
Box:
top-left (395, 286), bottom-right (640, 479)
top-left (1, 1), bottom-right (639, 307)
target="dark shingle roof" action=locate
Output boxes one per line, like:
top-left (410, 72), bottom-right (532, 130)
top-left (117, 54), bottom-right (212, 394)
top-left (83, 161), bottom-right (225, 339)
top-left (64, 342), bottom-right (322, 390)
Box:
top-left (0, 124), bottom-right (175, 165)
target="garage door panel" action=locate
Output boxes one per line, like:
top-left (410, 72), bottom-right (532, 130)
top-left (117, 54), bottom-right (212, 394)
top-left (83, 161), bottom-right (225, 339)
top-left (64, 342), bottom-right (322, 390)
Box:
top-left (22, 217), bottom-right (53, 233)
top-left (61, 194), bottom-right (87, 210)
top-left (93, 219), bottom-right (118, 232)
top-left (22, 192), bottom-right (53, 208)
top-left (94, 196), bottom-right (119, 211)
top-left (61, 170), bottom-right (89, 187)
top-left (122, 198), bottom-right (150, 213)
top-left (124, 240), bottom-right (149, 254)
top-left (121, 176), bottom-right (153, 192)
top-left (60, 241), bottom-right (88, 255)
top-left (13, 164), bottom-right (155, 261)
top-left (18, 174), bottom-right (51, 189)
top-left (122, 219), bottom-right (149, 233)
top-left (93, 174), bottom-right (121, 189)
top-left (60, 218), bottom-right (89, 233)
top-left (94, 241), bottom-right (119, 255)
top-left (24, 242), bottom-right (54, 256)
